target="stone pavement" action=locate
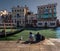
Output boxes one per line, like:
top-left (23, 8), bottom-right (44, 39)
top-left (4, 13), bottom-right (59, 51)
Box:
top-left (0, 39), bottom-right (60, 51)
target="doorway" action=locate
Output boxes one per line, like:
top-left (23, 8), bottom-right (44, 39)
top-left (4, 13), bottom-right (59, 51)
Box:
top-left (17, 21), bottom-right (20, 27)
top-left (45, 22), bottom-right (47, 28)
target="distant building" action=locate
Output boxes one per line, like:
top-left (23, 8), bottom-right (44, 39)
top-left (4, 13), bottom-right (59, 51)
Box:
top-left (0, 10), bottom-right (8, 16)
top-left (0, 4), bottom-right (58, 28)
top-left (12, 5), bottom-right (29, 27)
top-left (37, 3), bottom-right (57, 27)
top-left (27, 12), bottom-right (37, 27)
top-left (0, 10), bottom-right (9, 28)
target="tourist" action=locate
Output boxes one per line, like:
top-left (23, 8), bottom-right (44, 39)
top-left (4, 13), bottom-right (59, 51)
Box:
top-left (29, 32), bottom-right (34, 43)
top-left (35, 32), bottom-right (42, 42)
top-left (35, 32), bottom-right (45, 42)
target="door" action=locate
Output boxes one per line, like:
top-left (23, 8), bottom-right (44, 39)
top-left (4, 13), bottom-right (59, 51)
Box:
top-left (17, 21), bottom-right (20, 27)
top-left (45, 22), bottom-right (47, 27)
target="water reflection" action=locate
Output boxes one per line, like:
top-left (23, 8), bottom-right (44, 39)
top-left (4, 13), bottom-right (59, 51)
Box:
top-left (56, 27), bottom-right (60, 38)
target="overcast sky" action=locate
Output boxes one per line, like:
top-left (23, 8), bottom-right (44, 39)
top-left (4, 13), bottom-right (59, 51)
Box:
top-left (0, 0), bottom-right (60, 20)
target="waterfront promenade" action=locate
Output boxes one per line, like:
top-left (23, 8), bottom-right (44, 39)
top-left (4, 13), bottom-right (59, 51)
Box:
top-left (0, 38), bottom-right (60, 51)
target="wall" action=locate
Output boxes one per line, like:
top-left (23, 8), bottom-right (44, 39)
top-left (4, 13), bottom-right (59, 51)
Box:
top-left (37, 20), bottom-right (57, 27)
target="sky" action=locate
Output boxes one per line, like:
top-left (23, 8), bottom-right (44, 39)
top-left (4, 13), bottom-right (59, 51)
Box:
top-left (0, 0), bottom-right (60, 20)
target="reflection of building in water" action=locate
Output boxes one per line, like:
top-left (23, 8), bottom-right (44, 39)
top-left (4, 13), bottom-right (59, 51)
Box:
top-left (37, 3), bottom-right (57, 27)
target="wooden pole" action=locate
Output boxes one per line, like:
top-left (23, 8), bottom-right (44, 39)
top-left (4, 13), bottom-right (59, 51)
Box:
top-left (9, 15), bottom-right (13, 32)
top-left (11, 20), bottom-right (13, 32)
top-left (4, 22), bottom-right (6, 39)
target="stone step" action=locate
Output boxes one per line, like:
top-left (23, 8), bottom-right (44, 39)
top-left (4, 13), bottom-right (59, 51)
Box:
top-left (0, 39), bottom-right (60, 51)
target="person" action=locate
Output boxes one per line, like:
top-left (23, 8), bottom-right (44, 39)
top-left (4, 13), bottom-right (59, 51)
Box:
top-left (29, 32), bottom-right (34, 43)
top-left (23, 32), bottom-right (35, 44)
top-left (35, 32), bottom-right (45, 42)
top-left (35, 32), bottom-right (42, 42)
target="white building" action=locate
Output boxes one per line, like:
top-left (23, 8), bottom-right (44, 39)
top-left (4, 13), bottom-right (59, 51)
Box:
top-left (27, 13), bottom-right (37, 24)
top-left (12, 5), bottom-right (29, 27)
top-left (37, 3), bottom-right (57, 27)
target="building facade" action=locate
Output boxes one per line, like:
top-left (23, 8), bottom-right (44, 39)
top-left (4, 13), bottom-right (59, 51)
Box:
top-left (27, 13), bottom-right (37, 27)
top-left (0, 10), bottom-right (9, 28)
top-left (37, 3), bottom-right (57, 27)
top-left (0, 4), bottom-right (58, 28)
top-left (12, 5), bottom-right (29, 27)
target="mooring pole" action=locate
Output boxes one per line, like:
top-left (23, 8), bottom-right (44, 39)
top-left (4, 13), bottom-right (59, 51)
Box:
top-left (4, 22), bottom-right (6, 39)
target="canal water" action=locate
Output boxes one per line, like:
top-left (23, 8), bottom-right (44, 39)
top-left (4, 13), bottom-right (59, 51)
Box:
top-left (56, 27), bottom-right (60, 38)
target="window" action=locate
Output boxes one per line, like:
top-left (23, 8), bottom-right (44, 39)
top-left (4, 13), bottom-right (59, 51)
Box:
top-left (47, 7), bottom-right (48, 8)
top-left (15, 19), bottom-right (16, 23)
top-left (17, 10), bottom-right (19, 12)
top-left (50, 6), bottom-right (51, 8)
top-left (54, 8), bottom-right (56, 13)
top-left (44, 9), bottom-right (48, 13)
top-left (20, 9), bottom-right (24, 12)
top-left (9, 24), bottom-right (11, 26)
top-left (0, 24), bottom-right (4, 26)
top-left (19, 21), bottom-right (21, 24)
top-left (53, 13), bottom-right (56, 17)
top-left (44, 14), bottom-right (48, 18)
top-left (23, 21), bottom-right (24, 24)
top-left (38, 8), bottom-right (39, 10)
top-left (15, 10), bottom-right (16, 12)
top-left (49, 9), bottom-right (52, 13)
top-left (31, 17), bottom-right (33, 20)
top-left (50, 23), bottom-right (55, 25)
top-left (44, 7), bottom-right (45, 9)
top-left (12, 10), bottom-right (13, 12)
top-left (20, 9), bottom-right (21, 12)
top-left (54, 5), bottom-right (56, 8)
top-left (12, 20), bottom-right (13, 22)
top-left (45, 7), bottom-right (47, 9)
top-left (14, 15), bottom-right (16, 17)
top-left (41, 14), bottom-right (48, 18)
top-left (48, 14), bottom-right (52, 17)
top-left (38, 23), bottom-right (42, 25)
top-left (41, 8), bottom-right (43, 9)
top-left (17, 14), bottom-right (20, 17)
